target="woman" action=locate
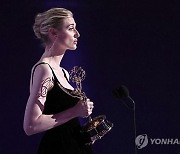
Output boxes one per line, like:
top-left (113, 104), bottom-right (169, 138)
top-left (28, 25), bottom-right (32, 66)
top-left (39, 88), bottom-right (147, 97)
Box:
top-left (23, 8), bottom-right (94, 154)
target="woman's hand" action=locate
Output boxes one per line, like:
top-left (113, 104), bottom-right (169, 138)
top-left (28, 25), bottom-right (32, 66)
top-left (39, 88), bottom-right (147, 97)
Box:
top-left (73, 98), bottom-right (94, 118)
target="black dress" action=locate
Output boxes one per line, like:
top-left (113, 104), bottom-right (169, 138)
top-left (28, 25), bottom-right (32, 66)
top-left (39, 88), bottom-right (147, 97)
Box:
top-left (32, 62), bottom-right (92, 154)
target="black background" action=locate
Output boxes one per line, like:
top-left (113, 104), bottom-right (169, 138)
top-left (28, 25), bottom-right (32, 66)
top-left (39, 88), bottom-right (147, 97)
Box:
top-left (0, 0), bottom-right (180, 153)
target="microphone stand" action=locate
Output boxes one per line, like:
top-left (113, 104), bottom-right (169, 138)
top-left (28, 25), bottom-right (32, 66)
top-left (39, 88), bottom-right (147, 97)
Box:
top-left (112, 86), bottom-right (137, 154)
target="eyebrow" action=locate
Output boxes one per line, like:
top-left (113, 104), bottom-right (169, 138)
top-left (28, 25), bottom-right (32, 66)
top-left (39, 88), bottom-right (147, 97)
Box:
top-left (67, 23), bottom-right (76, 28)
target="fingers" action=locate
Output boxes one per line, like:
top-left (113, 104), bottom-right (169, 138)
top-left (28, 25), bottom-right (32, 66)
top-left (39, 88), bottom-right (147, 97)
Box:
top-left (81, 98), bottom-right (94, 117)
top-left (86, 99), bottom-right (94, 110)
top-left (81, 99), bottom-right (93, 107)
top-left (86, 98), bottom-right (93, 105)
top-left (87, 99), bottom-right (94, 116)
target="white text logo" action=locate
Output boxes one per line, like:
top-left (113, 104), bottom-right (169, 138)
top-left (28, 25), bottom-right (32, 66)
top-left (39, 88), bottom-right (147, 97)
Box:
top-left (135, 134), bottom-right (180, 149)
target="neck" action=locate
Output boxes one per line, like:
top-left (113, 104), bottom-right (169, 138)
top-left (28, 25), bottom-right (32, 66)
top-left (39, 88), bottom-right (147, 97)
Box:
top-left (40, 45), bottom-right (66, 68)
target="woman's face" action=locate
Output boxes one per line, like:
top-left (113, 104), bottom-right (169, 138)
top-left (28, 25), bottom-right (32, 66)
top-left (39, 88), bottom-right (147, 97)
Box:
top-left (56, 17), bottom-right (80, 50)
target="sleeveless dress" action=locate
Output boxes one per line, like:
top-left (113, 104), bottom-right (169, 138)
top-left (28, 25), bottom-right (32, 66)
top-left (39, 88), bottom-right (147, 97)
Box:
top-left (32, 62), bottom-right (92, 154)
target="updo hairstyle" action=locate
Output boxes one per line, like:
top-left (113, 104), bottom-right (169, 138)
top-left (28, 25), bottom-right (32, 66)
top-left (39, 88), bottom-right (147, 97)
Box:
top-left (33, 8), bottom-right (73, 45)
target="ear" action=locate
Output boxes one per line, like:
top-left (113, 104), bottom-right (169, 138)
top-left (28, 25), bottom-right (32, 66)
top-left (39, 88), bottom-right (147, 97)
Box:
top-left (48, 28), bottom-right (58, 38)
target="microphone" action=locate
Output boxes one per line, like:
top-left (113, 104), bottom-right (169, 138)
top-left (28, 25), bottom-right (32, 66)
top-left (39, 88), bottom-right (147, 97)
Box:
top-left (112, 85), bottom-right (135, 110)
top-left (112, 85), bottom-right (137, 154)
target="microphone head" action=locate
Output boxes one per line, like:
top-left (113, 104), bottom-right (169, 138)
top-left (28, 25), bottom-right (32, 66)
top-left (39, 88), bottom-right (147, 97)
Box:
top-left (112, 85), bottom-right (135, 110)
top-left (112, 85), bottom-right (129, 99)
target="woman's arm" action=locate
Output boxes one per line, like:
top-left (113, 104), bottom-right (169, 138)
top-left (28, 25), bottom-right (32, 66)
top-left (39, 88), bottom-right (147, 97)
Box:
top-left (23, 64), bottom-right (93, 136)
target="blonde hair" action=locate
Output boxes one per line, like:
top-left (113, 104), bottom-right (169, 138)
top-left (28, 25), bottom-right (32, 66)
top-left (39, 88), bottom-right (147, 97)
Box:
top-left (33, 8), bottom-right (73, 45)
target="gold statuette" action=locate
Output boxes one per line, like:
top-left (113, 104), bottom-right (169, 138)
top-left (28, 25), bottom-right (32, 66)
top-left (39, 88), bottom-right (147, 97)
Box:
top-left (69, 66), bottom-right (113, 145)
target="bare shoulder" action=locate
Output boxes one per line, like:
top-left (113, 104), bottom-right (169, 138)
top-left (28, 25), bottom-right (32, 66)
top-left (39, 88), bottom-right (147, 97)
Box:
top-left (31, 62), bottom-right (52, 77)
top-left (30, 63), bottom-right (54, 89)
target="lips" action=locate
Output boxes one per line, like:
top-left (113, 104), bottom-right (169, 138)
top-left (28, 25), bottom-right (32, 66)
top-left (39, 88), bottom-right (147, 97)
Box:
top-left (73, 40), bottom-right (78, 44)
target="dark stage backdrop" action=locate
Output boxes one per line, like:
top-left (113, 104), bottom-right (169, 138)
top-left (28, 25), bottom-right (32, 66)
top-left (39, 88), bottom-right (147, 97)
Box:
top-left (0, 0), bottom-right (180, 154)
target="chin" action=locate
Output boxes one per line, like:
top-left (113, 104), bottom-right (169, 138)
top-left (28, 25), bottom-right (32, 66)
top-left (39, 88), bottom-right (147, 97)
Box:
top-left (69, 46), bottom-right (77, 50)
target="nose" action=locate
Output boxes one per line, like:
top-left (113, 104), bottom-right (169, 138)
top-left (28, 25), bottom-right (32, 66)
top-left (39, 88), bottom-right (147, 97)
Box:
top-left (74, 29), bottom-right (80, 38)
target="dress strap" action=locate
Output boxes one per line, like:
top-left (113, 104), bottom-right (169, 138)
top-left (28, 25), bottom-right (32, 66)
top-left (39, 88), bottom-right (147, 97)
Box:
top-left (62, 68), bottom-right (69, 82)
top-left (31, 62), bottom-right (58, 85)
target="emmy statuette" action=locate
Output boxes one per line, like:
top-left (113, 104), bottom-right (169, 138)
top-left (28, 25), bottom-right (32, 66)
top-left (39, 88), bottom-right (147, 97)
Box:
top-left (69, 66), bottom-right (113, 145)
